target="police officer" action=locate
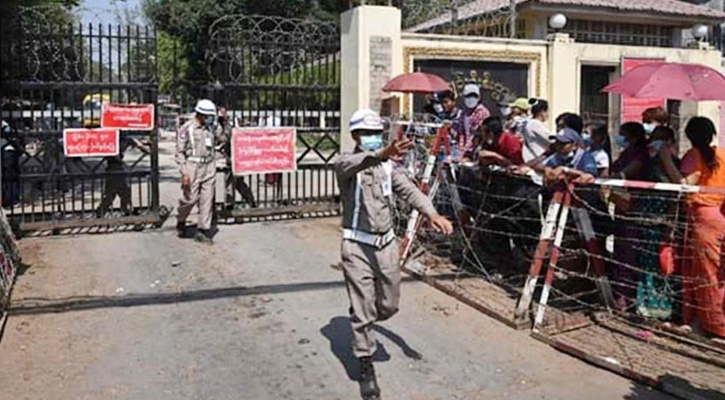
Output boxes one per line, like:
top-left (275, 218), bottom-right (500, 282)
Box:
top-left (336, 109), bottom-right (453, 400)
top-left (176, 99), bottom-right (217, 244)
top-left (215, 107), bottom-right (257, 210)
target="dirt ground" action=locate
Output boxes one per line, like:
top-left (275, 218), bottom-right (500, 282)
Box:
top-left (0, 141), bottom-right (677, 400)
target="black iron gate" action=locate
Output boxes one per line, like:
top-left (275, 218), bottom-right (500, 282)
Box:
top-left (176, 15), bottom-right (341, 220)
top-left (0, 8), bottom-right (162, 232)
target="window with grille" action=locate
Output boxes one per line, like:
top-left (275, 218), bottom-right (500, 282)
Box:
top-left (551, 19), bottom-right (674, 47)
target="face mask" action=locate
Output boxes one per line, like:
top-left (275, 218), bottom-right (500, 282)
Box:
top-left (643, 123), bottom-right (657, 134)
top-left (500, 107), bottom-right (512, 117)
top-left (648, 139), bottom-right (664, 158)
top-left (615, 135), bottom-right (628, 149)
top-left (433, 103), bottom-right (444, 114)
top-left (359, 134), bottom-right (384, 151)
top-left (204, 116), bottom-right (216, 129)
top-left (464, 97), bottom-right (479, 109)
top-left (582, 133), bottom-right (593, 147)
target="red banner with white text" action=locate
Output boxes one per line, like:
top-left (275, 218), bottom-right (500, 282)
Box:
top-left (101, 103), bottom-right (155, 131)
top-left (232, 127), bottom-right (297, 175)
top-left (63, 128), bottom-right (120, 157)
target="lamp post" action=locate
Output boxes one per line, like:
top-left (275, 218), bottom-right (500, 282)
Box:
top-left (548, 13), bottom-right (567, 33)
top-left (692, 24), bottom-right (709, 42)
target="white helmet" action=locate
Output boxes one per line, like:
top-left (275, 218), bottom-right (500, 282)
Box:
top-left (349, 108), bottom-right (384, 132)
top-left (195, 99), bottom-right (217, 116)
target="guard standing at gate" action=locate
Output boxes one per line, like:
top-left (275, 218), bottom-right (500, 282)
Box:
top-left (215, 107), bottom-right (257, 209)
top-left (336, 109), bottom-right (453, 400)
top-left (176, 99), bottom-right (217, 244)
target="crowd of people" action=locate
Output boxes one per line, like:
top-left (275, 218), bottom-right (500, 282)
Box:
top-left (424, 86), bottom-right (725, 340)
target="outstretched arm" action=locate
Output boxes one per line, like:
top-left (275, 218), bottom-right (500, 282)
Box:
top-left (391, 166), bottom-right (453, 235)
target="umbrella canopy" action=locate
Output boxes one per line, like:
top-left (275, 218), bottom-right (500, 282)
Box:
top-left (382, 72), bottom-right (451, 94)
top-left (602, 62), bottom-right (725, 101)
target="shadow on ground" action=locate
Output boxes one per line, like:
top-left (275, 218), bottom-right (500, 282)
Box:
top-left (320, 316), bottom-right (424, 381)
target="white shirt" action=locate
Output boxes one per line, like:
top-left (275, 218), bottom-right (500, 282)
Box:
top-left (522, 118), bottom-right (551, 163)
top-left (589, 148), bottom-right (610, 170)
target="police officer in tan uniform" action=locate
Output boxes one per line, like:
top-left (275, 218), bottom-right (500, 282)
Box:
top-left (215, 107), bottom-right (257, 209)
top-left (176, 99), bottom-right (217, 243)
top-left (336, 109), bottom-right (453, 400)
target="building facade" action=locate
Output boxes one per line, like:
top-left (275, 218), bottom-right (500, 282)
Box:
top-left (342, 3), bottom-right (725, 150)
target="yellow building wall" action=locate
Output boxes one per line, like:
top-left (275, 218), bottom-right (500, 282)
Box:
top-left (549, 37), bottom-right (723, 138)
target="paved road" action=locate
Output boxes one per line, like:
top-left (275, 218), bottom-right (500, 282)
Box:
top-left (0, 139), bottom-right (675, 400)
top-left (0, 217), bottom-right (675, 400)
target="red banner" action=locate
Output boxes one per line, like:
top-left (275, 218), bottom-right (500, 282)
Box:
top-left (232, 127), bottom-right (297, 175)
top-left (621, 57), bottom-right (665, 123)
top-left (63, 128), bottom-right (120, 157)
top-left (101, 103), bottom-right (155, 130)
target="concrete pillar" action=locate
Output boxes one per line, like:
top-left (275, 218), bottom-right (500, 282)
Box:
top-left (546, 32), bottom-right (577, 131)
top-left (340, 5), bottom-right (402, 152)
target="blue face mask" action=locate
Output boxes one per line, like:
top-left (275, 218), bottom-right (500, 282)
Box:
top-left (359, 134), bottom-right (384, 151)
top-left (204, 116), bottom-right (216, 129)
top-left (582, 133), bottom-right (593, 147)
top-left (615, 135), bottom-right (628, 149)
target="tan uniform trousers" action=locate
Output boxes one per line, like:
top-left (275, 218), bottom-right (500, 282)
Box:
top-left (341, 238), bottom-right (401, 358)
top-left (177, 160), bottom-right (216, 230)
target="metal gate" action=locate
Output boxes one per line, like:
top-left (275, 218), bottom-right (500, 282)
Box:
top-left (176, 15), bottom-right (341, 220)
top-left (0, 8), bottom-right (162, 232)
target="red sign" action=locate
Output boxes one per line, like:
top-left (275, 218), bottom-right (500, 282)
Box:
top-left (101, 103), bottom-right (155, 130)
top-left (63, 128), bottom-right (120, 157)
top-left (232, 127), bottom-right (297, 175)
top-left (621, 57), bottom-right (666, 123)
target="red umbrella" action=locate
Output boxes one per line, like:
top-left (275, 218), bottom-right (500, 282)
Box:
top-left (382, 72), bottom-right (451, 94)
top-left (602, 62), bottom-right (725, 101)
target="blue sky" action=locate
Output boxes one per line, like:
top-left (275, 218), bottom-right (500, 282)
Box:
top-left (81, 0), bottom-right (144, 25)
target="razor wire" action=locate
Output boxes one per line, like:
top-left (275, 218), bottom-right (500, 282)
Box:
top-left (402, 0), bottom-right (520, 38)
top-left (398, 159), bottom-right (725, 349)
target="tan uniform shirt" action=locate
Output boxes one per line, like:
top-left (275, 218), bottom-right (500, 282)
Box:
top-left (336, 150), bottom-right (437, 234)
top-left (175, 119), bottom-right (216, 173)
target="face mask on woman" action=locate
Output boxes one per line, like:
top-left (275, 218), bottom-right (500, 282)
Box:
top-left (464, 96), bottom-right (479, 109)
top-left (615, 135), bottom-right (628, 149)
top-left (432, 103), bottom-right (444, 114)
top-left (359, 134), bottom-right (384, 151)
top-left (643, 123), bottom-right (657, 134)
top-left (582, 133), bottom-right (593, 147)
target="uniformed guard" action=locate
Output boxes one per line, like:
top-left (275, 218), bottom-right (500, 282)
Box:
top-left (215, 107), bottom-right (257, 210)
top-left (336, 109), bottom-right (453, 400)
top-left (176, 99), bottom-right (218, 243)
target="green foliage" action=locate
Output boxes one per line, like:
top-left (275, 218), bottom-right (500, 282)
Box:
top-left (143, 0), bottom-right (344, 92)
top-left (157, 31), bottom-right (189, 95)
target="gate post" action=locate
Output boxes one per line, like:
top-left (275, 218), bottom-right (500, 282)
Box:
top-left (340, 5), bottom-right (402, 151)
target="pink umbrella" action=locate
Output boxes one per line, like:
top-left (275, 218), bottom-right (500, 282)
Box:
top-left (382, 72), bottom-right (451, 94)
top-left (602, 62), bottom-right (725, 101)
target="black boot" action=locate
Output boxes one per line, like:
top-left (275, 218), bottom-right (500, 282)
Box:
top-left (359, 356), bottom-right (380, 400)
top-left (194, 229), bottom-right (213, 244)
top-left (176, 221), bottom-right (186, 238)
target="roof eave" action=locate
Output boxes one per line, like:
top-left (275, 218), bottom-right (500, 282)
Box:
top-left (525, 3), bottom-right (725, 26)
